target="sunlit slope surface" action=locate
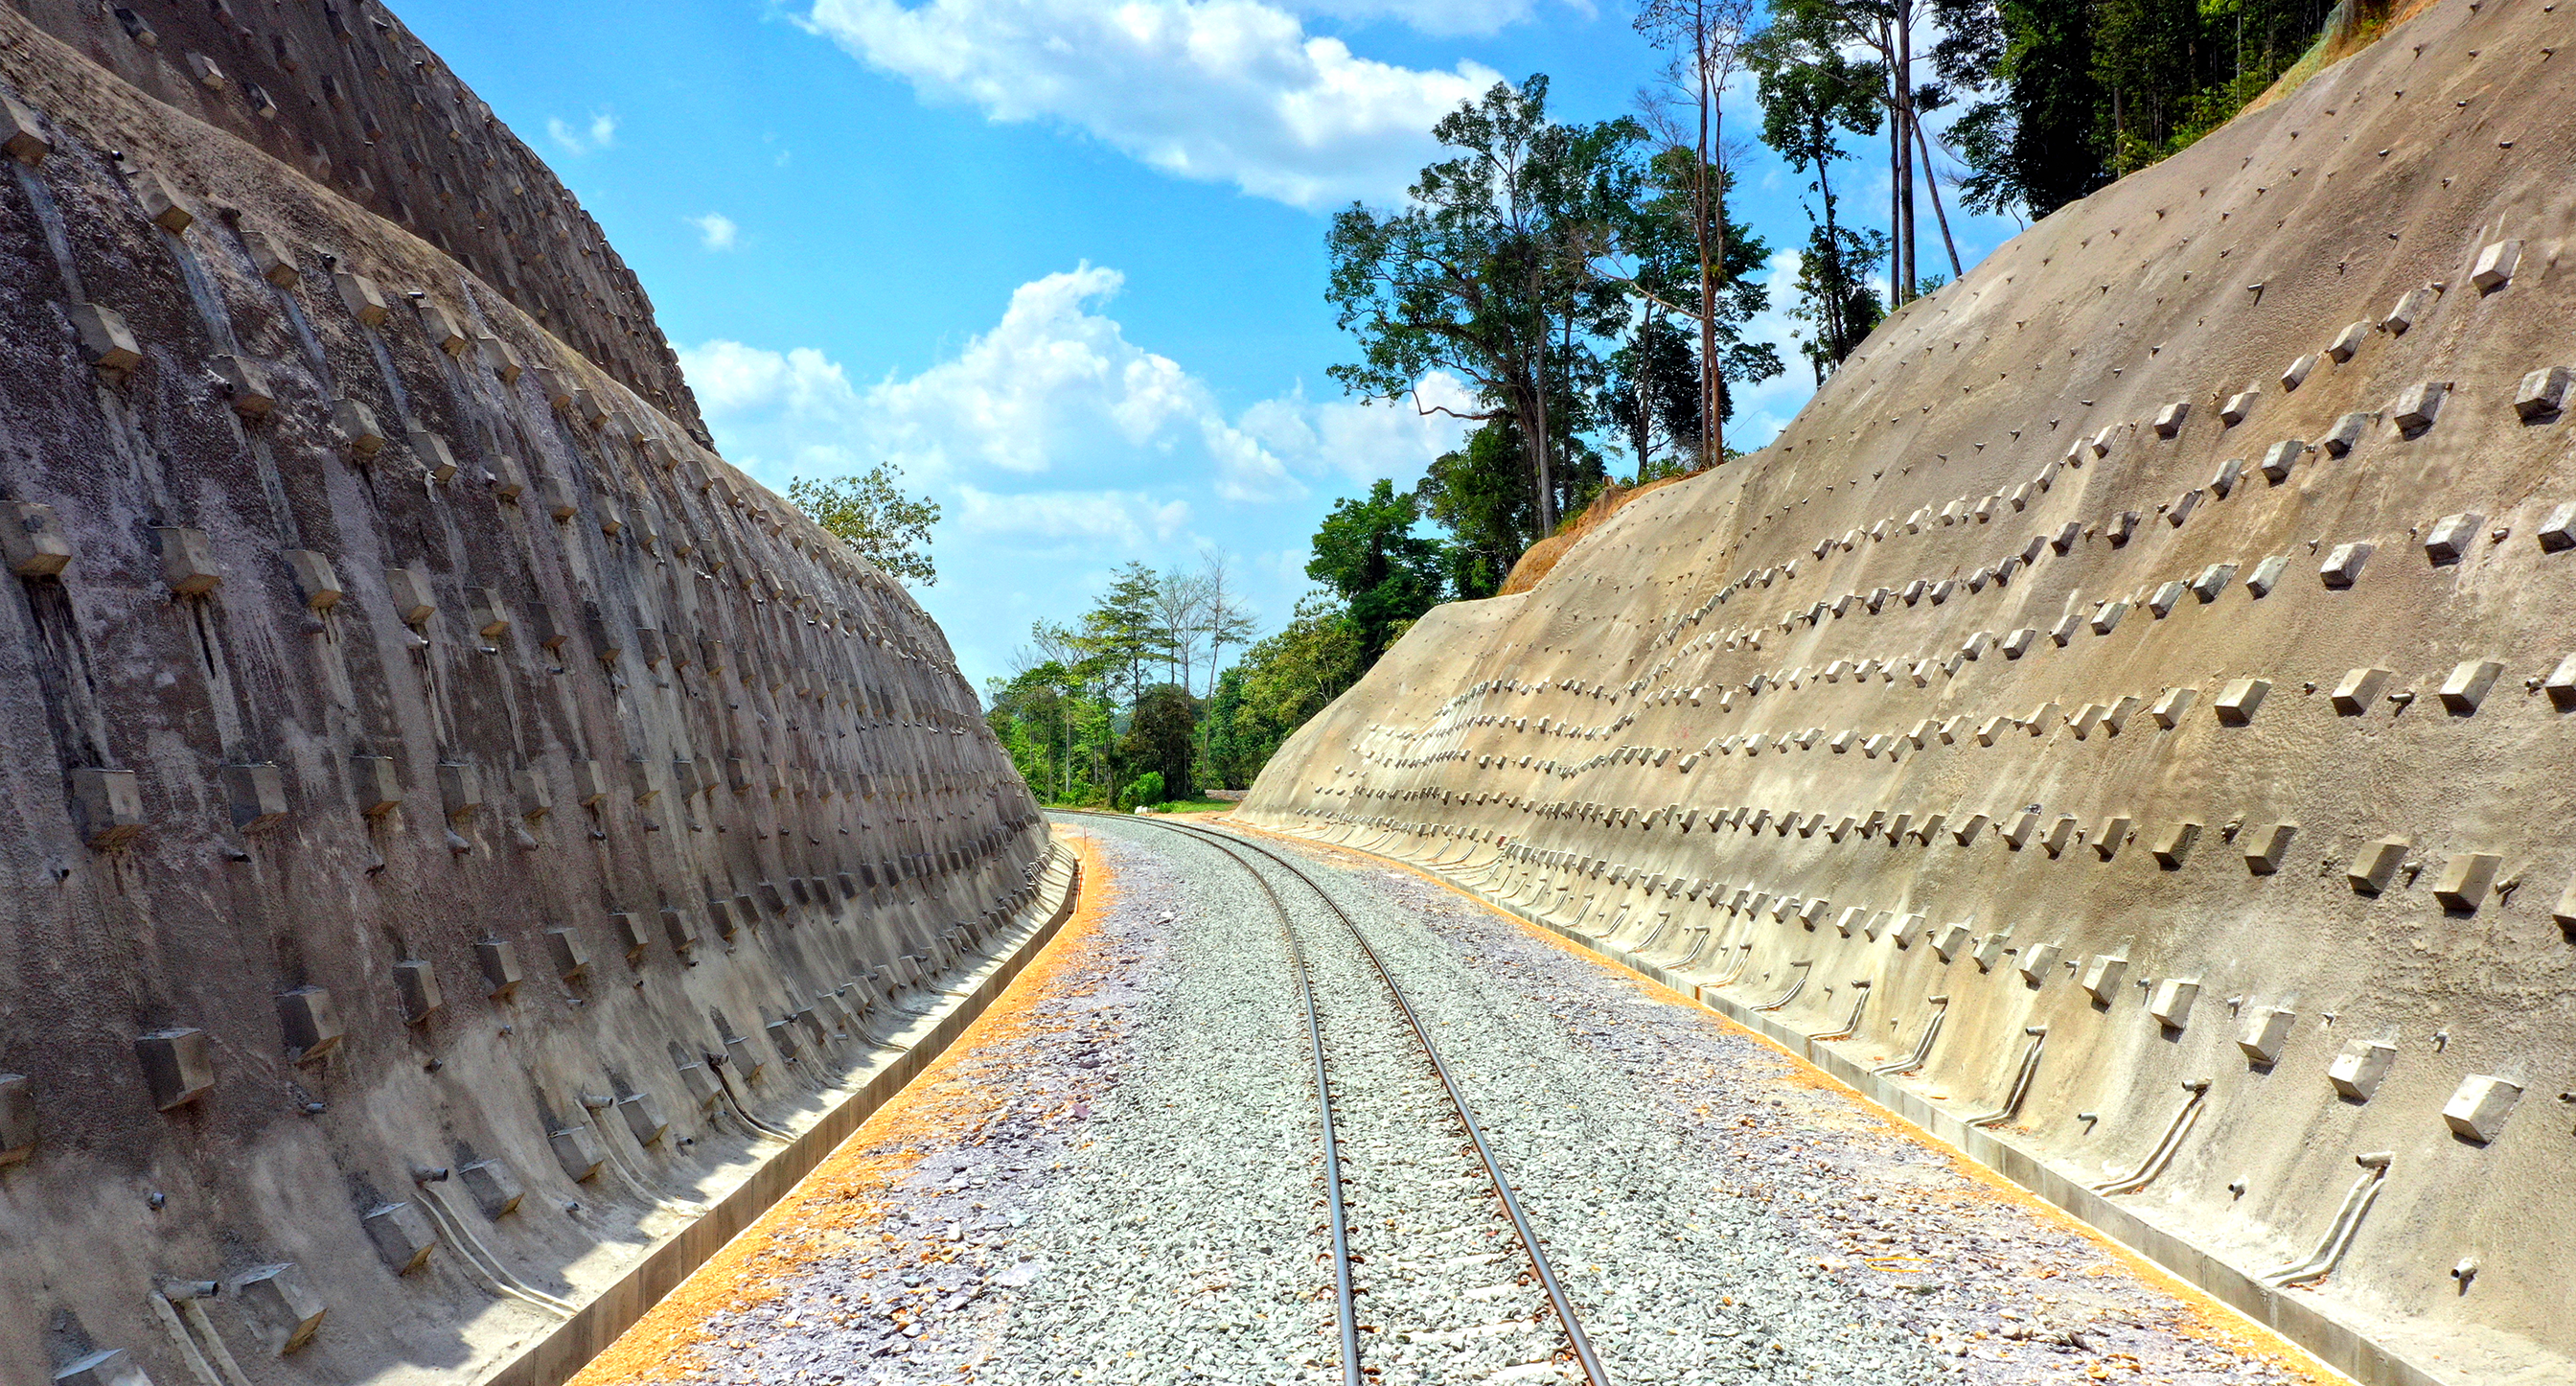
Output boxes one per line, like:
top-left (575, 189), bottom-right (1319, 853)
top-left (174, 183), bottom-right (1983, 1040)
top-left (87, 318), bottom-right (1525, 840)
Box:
top-left (1242, 1), bottom-right (2576, 1379)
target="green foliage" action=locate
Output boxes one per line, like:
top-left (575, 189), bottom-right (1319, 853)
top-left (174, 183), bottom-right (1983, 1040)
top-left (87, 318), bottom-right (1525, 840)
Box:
top-left (1116, 772), bottom-right (1165, 813)
top-left (786, 464), bottom-right (941, 588)
top-left (1600, 150), bottom-right (1780, 459)
top-left (1306, 479), bottom-right (1446, 663)
top-left (1219, 592), bottom-right (1368, 777)
top-left (1121, 683), bottom-right (1198, 802)
top-left (1747, 8), bottom-right (1884, 166)
top-left (1415, 421), bottom-right (1538, 600)
top-left (1601, 313), bottom-right (1704, 471)
top-left (1325, 72), bottom-right (1774, 609)
top-left (985, 556), bottom-right (1371, 807)
top-left (1930, 0), bottom-right (2337, 218)
top-left (1934, 0), bottom-right (2115, 217)
top-left (1072, 561), bottom-right (1164, 704)
top-left (1201, 665), bottom-right (1261, 792)
top-left (2092, 0), bottom-right (2201, 170)
top-left (1325, 75), bottom-right (1651, 535)
top-left (1752, 0), bottom-right (1945, 306)
top-left (1747, 9), bottom-right (1886, 378)
top-left (1786, 218), bottom-right (1888, 381)
top-left (987, 657), bottom-right (1105, 806)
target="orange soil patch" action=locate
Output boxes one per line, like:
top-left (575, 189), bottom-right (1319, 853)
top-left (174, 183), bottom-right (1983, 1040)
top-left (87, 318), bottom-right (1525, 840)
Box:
top-left (2242, 0), bottom-right (2426, 118)
top-left (1498, 472), bottom-right (1698, 596)
top-left (569, 826), bottom-right (1120, 1385)
top-left (1225, 824), bottom-right (2346, 1386)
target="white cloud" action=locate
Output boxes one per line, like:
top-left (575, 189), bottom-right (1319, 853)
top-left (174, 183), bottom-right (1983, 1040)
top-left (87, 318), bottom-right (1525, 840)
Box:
top-left (546, 110), bottom-right (619, 155)
top-left (800, 0), bottom-right (1503, 207)
top-left (867, 266), bottom-right (1212, 477)
top-left (678, 264), bottom-right (1472, 683)
top-left (1252, 545), bottom-right (1318, 600)
top-left (689, 213), bottom-right (741, 251)
top-left (1726, 247), bottom-right (1814, 450)
top-left (1236, 374), bottom-right (1479, 488)
top-left (1294, 0), bottom-right (1551, 36)
top-left (682, 265), bottom-right (1467, 506)
top-left (953, 486), bottom-right (1195, 547)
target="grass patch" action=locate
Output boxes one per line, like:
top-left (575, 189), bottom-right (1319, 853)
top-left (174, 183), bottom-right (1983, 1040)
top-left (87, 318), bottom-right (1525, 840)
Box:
top-left (1135, 797), bottom-right (1240, 816)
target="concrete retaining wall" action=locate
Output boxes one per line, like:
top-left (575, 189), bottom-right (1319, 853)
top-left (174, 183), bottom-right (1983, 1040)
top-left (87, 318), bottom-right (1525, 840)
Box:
top-left (1243, 1), bottom-right (2576, 1379)
top-left (0, 5), bottom-right (1059, 1383)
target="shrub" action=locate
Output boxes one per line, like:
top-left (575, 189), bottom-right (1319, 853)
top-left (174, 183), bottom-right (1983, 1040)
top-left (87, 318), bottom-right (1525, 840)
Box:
top-left (1116, 772), bottom-right (1165, 812)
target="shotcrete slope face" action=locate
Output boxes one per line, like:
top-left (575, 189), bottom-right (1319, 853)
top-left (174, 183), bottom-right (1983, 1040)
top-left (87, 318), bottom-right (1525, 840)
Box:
top-left (1244, 0), bottom-right (2576, 1378)
top-left (0, 2), bottom-right (1051, 1383)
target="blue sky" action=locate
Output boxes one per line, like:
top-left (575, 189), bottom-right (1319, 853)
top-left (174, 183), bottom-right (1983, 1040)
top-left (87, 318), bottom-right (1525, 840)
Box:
top-left (404, 0), bottom-right (2022, 693)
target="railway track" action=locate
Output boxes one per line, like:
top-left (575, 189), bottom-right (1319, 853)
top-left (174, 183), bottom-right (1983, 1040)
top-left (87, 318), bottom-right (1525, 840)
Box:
top-left (1081, 813), bottom-right (1609, 1386)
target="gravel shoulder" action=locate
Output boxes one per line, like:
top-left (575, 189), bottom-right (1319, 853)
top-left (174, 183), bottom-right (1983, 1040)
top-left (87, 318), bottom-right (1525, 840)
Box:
top-left (590, 814), bottom-right (2342, 1386)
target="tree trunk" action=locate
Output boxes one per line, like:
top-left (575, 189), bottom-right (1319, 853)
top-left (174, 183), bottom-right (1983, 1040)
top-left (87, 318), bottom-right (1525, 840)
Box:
top-left (1693, 16), bottom-right (1716, 468)
top-left (1514, 391), bottom-right (1542, 542)
top-left (1885, 38), bottom-right (1903, 309)
top-left (1524, 352), bottom-right (1554, 535)
top-left (1815, 113), bottom-right (1845, 357)
top-left (1706, 49), bottom-right (1726, 466)
top-left (1913, 113), bottom-right (1963, 278)
top-left (1897, 4), bottom-right (1916, 301)
top-left (1632, 314), bottom-right (1654, 472)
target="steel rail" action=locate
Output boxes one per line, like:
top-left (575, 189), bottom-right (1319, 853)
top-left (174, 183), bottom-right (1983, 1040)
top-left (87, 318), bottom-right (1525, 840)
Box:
top-left (1139, 816), bottom-right (1612, 1386)
top-left (1103, 818), bottom-right (1364, 1385)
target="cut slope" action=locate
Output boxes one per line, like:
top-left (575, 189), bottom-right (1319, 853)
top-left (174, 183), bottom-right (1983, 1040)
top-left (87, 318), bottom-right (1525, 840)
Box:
top-left (0, 4), bottom-right (1055, 1384)
top-left (1242, 1), bottom-right (2576, 1379)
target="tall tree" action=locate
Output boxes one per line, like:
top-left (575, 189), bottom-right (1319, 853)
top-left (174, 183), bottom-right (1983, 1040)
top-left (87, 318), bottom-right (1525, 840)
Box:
top-left (1599, 315), bottom-right (1702, 478)
top-left (1326, 76), bottom-right (1644, 535)
top-left (1306, 480), bottom-right (1447, 663)
top-left (1121, 683), bottom-right (1198, 802)
top-left (1195, 552), bottom-right (1259, 705)
top-left (1070, 562), bottom-right (1162, 705)
top-left (786, 463), bottom-right (941, 587)
top-left (988, 657), bottom-right (1075, 801)
top-left (1786, 220), bottom-right (1889, 381)
top-left (1595, 146), bottom-right (1780, 462)
top-left (1748, 12), bottom-right (1889, 376)
top-left (1762, 0), bottom-right (1961, 305)
top-left (1934, 0), bottom-right (2115, 217)
top-left (1634, 0), bottom-right (1757, 461)
top-left (1415, 420), bottom-right (1539, 598)
top-left (1150, 566), bottom-right (1214, 694)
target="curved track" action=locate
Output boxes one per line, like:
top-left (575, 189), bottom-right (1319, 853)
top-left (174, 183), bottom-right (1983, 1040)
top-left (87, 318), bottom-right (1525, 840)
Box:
top-left (1074, 812), bottom-right (1608, 1386)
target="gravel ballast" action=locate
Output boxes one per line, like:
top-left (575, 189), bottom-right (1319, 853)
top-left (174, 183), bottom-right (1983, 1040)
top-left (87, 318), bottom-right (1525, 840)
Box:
top-left (644, 816), bottom-right (2334, 1386)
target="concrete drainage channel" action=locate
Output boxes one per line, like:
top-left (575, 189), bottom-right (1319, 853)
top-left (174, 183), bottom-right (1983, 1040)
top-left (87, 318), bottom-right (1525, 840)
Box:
top-left (481, 843), bottom-right (1084, 1386)
top-left (1260, 822), bottom-right (2448, 1386)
